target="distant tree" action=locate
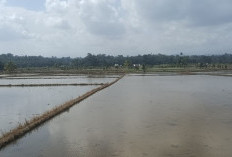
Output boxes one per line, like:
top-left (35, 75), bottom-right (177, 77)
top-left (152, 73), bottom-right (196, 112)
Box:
top-left (123, 60), bottom-right (130, 68)
top-left (142, 64), bottom-right (146, 72)
top-left (182, 56), bottom-right (189, 66)
top-left (72, 58), bottom-right (82, 68)
top-left (177, 53), bottom-right (188, 67)
top-left (83, 53), bottom-right (98, 67)
top-left (4, 61), bottom-right (17, 72)
top-left (0, 53), bottom-right (232, 69)
top-left (0, 61), bottom-right (4, 71)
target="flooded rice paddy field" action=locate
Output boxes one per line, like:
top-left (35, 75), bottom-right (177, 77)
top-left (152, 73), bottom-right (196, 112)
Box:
top-left (0, 86), bottom-right (98, 132)
top-left (1, 74), bottom-right (232, 157)
top-left (0, 75), bottom-right (116, 85)
top-left (0, 74), bottom-right (116, 132)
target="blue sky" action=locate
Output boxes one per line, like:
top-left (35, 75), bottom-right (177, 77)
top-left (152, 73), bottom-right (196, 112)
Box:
top-left (0, 0), bottom-right (232, 57)
top-left (6, 0), bottom-right (45, 11)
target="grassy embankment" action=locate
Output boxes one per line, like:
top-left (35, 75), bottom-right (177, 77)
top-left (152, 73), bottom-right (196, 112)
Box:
top-left (0, 75), bottom-right (124, 150)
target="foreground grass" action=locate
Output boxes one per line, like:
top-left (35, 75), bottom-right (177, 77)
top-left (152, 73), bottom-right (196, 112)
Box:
top-left (0, 75), bottom-right (124, 150)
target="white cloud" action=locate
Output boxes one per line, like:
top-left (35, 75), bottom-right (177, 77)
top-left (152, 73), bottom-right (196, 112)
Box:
top-left (0, 0), bottom-right (232, 57)
top-left (45, 0), bottom-right (68, 12)
top-left (133, 0), bottom-right (232, 26)
top-left (78, 0), bottom-right (126, 38)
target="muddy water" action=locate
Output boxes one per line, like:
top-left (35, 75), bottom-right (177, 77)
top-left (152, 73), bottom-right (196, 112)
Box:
top-left (0, 86), bottom-right (98, 132)
top-left (1, 75), bottom-right (232, 157)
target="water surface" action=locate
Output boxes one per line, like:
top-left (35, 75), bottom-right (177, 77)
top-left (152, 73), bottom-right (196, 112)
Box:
top-left (0, 75), bottom-right (116, 85)
top-left (0, 86), bottom-right (98, 132)
top-left (1, 75), bottom-right (232, 157)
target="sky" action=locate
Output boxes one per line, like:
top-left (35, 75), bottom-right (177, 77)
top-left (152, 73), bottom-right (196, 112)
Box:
top-left (0, 0), bottom-right (232, 57)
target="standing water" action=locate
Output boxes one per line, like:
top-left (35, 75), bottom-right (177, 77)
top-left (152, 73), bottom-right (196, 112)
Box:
top-left (0, 75), bottom-right (116, 85)
top-left (0, 86), bottom-right (98, 132)
top-left (1, 75), bottom-right (232, 157)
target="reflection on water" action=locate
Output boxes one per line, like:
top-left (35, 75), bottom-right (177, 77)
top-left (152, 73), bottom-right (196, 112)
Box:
top-left (0, 86), bottom-right (97, 132)
top-left (1, 75), bottom-right (232, 157)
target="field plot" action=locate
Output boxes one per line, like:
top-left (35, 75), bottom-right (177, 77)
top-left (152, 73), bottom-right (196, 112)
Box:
top-left (0, 86), bottom-right (98, 132)
top-left (0, 74), bottom-right (118, 133)
top-left (0, 75), bottom-right (116, 85)
top-left (1, 74), bottom-right (232, 157)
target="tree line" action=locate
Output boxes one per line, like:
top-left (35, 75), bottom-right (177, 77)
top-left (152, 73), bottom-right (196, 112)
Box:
top-left (0, 53), bottom-right (232, 71)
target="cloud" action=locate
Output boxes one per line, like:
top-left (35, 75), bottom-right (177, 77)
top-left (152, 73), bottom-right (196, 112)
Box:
top-left (188, 0), bottom-right (232, 26)
top-left (133, 0), bottom-right (232, 26)
top-left (45, 0), bottom-right (68, 12)
top-left (0, 25), bottom-right (27, 41)
top-left (0, 0), bottom-right (232, 57)
top-left (44, 16), bottom-right (71, 29)
top-left (79, 0), bottom-right (126, 38)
